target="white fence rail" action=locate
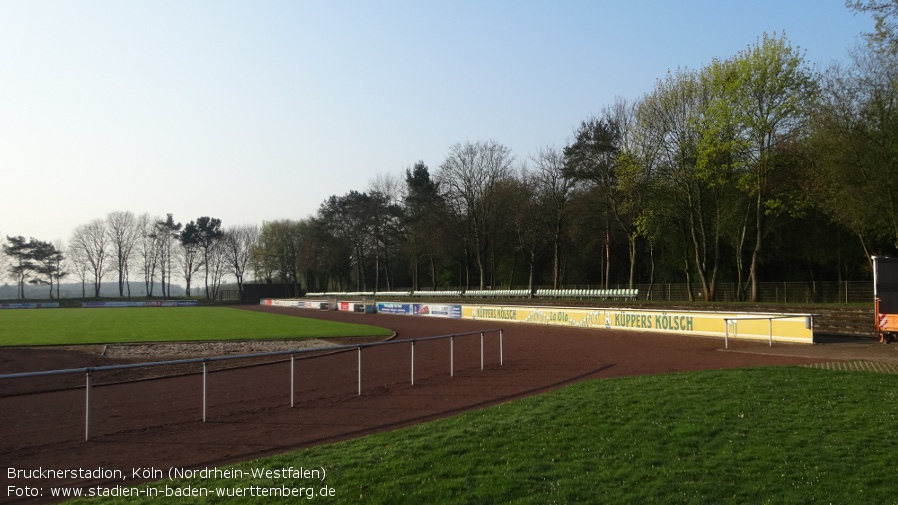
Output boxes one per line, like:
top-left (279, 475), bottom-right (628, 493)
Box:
top-left (0, 329), bottom-right (504, 441)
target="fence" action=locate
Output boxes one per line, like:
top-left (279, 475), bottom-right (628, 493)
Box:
top-left (303, 281), bottom-right (873, 304)
top-left (635, 281), bottom-right (873, 304)
top-left (0, 329), bottom-right (504, 441)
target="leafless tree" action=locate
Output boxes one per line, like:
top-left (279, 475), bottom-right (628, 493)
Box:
top-left (437, 140), bottom-right (514, 289)
top-left (223, 223), bottom-right (259, 300)
top-left (531, 146), bottom-right (575, 289)
top-left (136, 213), bottom-right (161, 297)
top-left (106, 210), bottom-right (141, 297)
top-left (0, 232), bottom-right (9, 286)
top-left (69, 219), bottom-right (109, 297)
top-left (153, 214), bottom-right (181, 299)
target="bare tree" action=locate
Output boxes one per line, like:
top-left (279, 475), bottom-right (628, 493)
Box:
top-left (178, 222), bottom-right (203, 297)
top-left (136, 213), bottom-right (161, 297)
top-left (106, 210), bottom-right (140, 297)
top-left (367, 173), bottom-right (404, 292)
top-left (223, 223), bottom-right (259, 300)
top-left (69, 219), bottom-right (109, 297)
top-left (204, 239), bottom-right (229, 299)
top-left (531, 146), bottom-right (575, 289)
top-left (52, 239), bottom-right (68, 300)
top-left (153, 214), bottom-right (181, 299)
top-left (438, 140), bottom-right (514, 289)
top-left (0, 232), bottom-right (8, 286)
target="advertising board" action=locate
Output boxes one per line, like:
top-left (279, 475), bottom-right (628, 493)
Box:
top-left (463, 304), bottom-right (813, 343)
top-left (376, 302), bottom-right (413, 315)
top-left (413, 304), bottom-right (462, 318)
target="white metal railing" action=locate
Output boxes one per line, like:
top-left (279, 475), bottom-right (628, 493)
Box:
top-left (0, 329), bottom-right (504, 441)
top-left (723, 315), bottom-right (815, 349)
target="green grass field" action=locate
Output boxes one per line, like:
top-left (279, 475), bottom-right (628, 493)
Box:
top-left (66, 366), bottom-right (897, 504)
top-left (0, 307), bottom-right (392, 346)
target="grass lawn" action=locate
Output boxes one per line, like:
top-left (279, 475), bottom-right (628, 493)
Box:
top-left (0, 307), bottom-right (392, 346)
top-left (67, 366), bottom-right (897, 504)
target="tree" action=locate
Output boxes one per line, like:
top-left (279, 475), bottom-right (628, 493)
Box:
top-left (507, 167), bottom-right (549, 292)
top-left (136, 213), bottom-right (161, 297)
top-left (637, 67), bottom-right (739, 300)
top-left (564, 100), bottom-right (654, 290)
top-left (811, 30), bottom-right (898, 262)
top-left (531, 147), bottom-right (575, 289)
top-left (404, 161), bottom-right (450, 290)
top-left (3, 236), bottom-right (35, 299)
top-left (251, 220), bottom-right (303, 293)
top-left (3, 235), bottom-right (43, 300)
top-left (69, 220), bottom-right (109, 297)
top-left (106, 210), bottom-right (140, 297)
top-left (437, 140), bottom-right (514, 289)
top-left (152, 214), bottom-right (182, 299)
top-left (178, 220), bottom-right (204, 297)
top-left (52, 239), bottom-right (68, 299)
top-left (718, 33), bottom-right (818, 301)
top-left (28, 239), bottom-right (65, 299)
top-left (0, 232), bottom-right (8, 286)
top-left (223, 224), bottom-right (259, 300)
top-left (317, 192), bottom-right (376, 291)
top-left (847, 0), bottom-right (898, 54)
top-left (365, 174), bottom-right (405, 292)
top-left (191, 216), bottom-right (224, 298)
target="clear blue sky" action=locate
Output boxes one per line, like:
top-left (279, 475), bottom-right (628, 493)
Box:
top-left (0, 0), bottom-right (873, 244)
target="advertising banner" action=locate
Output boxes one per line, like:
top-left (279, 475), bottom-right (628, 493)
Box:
top-left (0, 302), bottom-right (59, 309)
top-left (261, 299), bottom-right (327, 309)
top-left (413, 304), bottom-right (462, 319)
top-left (376, 302), bottom-right (413, 315)
top-left (82, 300), bottom-right (198, 308)
top-left (463, 304), bottom-right (814, 344)
top-left (338, 301), bottom-right (365, 312)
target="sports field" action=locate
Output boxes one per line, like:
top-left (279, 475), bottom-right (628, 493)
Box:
top-left (0, 307), bottom-right (392, 346)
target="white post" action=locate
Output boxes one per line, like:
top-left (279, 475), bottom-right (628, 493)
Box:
top-left (769, 319), bottom-right (773, 347)
top-left (85, 370), bottom-right (91, 441)
top-left (357, 347), bottom-right (362, 395)
top-left (450, 336), bottom-right (454, 377)
top-left (725, 320), bottom-right (730, 350)
top-left (480, 332), bottom-right (484, 370)
top-left (290, 353), bottom-right (295, 408)
top-left (411, 340), bottom-right (415, 385)
top-left (202, 360), bottom-right (208, 423)
top-left (499, 330), bottom-right (504, 366)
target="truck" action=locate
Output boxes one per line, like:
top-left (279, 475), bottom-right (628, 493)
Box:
top-left (873, 255), bottom-right (898, 343)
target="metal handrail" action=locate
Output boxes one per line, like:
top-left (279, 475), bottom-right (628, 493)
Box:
top-left (723, 315), bottom-right (815, 349)
top-left (0, 328), bottom-right (505, 440)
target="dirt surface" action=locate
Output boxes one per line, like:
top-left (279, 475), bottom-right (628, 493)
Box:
top-left (3, 305), bottom-right (897, 504)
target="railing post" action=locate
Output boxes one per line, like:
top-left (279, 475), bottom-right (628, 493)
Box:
top-left (411, 340), bottom-right (416, 385)
top-left (357, 346), bottom-right (362, 395)
top-left (450, 336), bottom-right (454, 377)
top-left (480, 332), bottom-right (484, 370)
top-left (769, 319), bottom-right (773, 347)
top-left (725, 319), bottom-right (730, 350)
top-left (85, 369), bottom-right (91, 441)
top-left (290, 353), bottom-right (295, 408)
top-left (499, 330), bottom-right (504, 366)
top-left (202, 360), bottom-right (208, 423)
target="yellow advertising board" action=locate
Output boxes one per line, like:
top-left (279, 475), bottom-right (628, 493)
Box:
top-left (463, 305), bottom-right (814, 344)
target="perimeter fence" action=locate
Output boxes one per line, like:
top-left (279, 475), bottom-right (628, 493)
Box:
top-left (0, 329), bottom-right (504, 441)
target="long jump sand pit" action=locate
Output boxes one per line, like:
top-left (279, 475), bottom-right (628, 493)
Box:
top-left (2, 304), bottom-right (891, 503)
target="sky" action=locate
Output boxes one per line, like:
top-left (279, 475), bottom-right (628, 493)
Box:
top-left (0, 0), bottom-right (874, 245)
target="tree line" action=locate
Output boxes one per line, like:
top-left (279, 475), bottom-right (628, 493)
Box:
top-left (2, 212), bottom-right (259, 301)
top-left (3, 2), bottom-right (898, 303)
